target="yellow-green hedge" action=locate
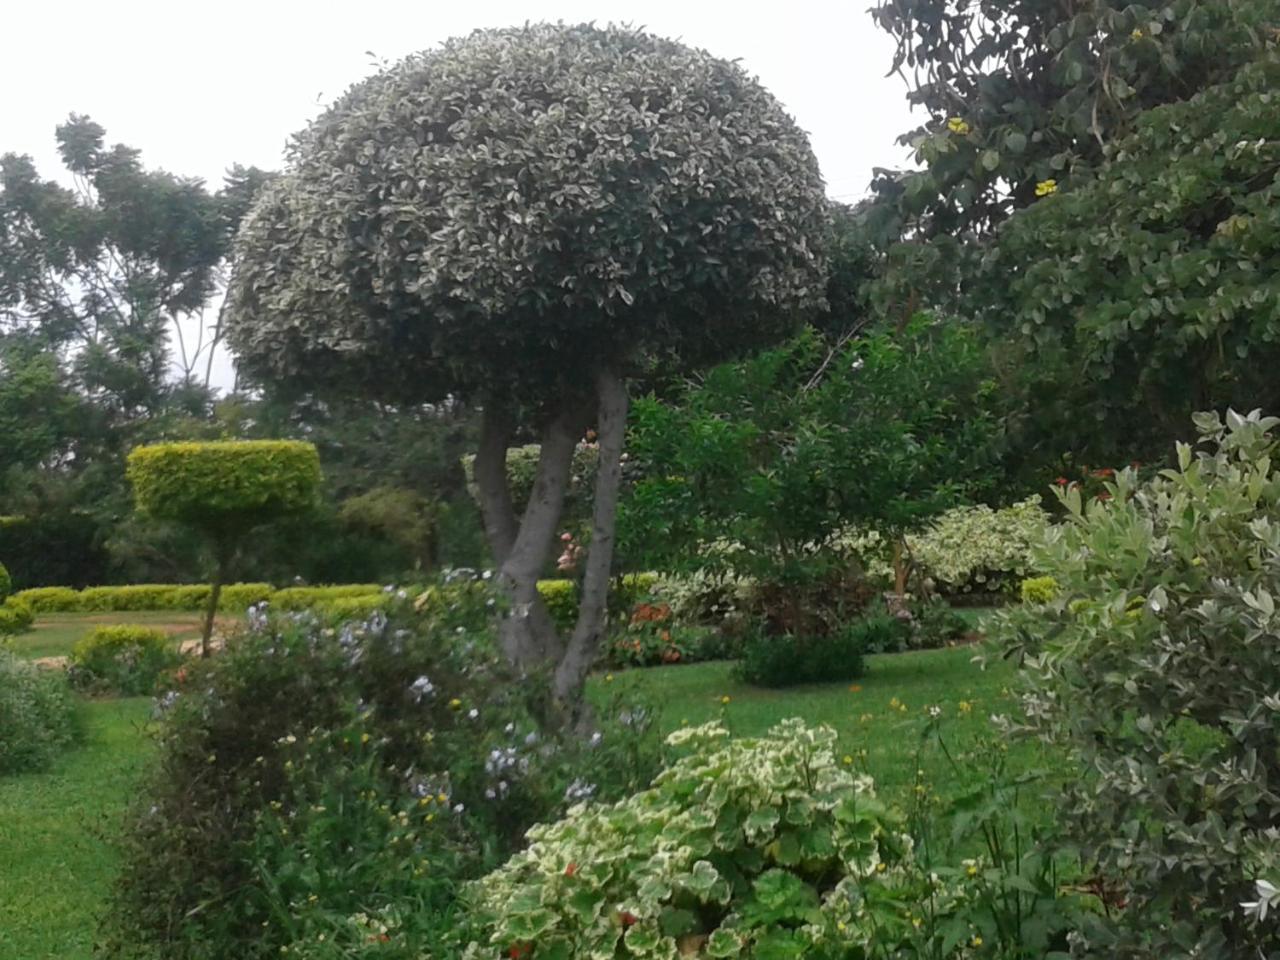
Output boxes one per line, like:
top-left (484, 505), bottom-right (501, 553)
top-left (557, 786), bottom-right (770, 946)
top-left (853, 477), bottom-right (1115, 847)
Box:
top-left (127, 440), bottom-right (321, 532)
top-left (15, 583), bottom-right (275, 613)
top-left (270, 585), bottom-right (384, 610)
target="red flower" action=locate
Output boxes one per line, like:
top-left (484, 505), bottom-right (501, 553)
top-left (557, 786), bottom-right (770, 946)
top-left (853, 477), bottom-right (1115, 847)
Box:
top-left (619, 911), bottom-right (639, 928)
top-left (565, 862), bottom-right (578, 877)
top-left (174, 668), bottom-right (188, 685)
top-left (507, 943), bottom-right (532, 959)
top-left (1054, 476), bottom-right (1068, 486)
top-left (1093, 467), bottom-right (1115, 478)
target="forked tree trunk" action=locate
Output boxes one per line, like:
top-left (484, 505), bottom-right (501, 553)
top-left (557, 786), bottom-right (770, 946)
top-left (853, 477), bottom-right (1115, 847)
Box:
top-left (475, 402), bottom-right (581, 668)
top-left (555, 368), bottom-right (628, 716)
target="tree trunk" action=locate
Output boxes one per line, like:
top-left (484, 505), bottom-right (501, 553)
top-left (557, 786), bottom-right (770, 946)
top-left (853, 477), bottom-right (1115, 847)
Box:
top-left (892, 537), bottom-right (911, 598)
top-left (200, 544), bottom-right (230, 658)
top-left (492, 403), bottom-right (582, 667)
top-left (555, 368), bottom-right (628, 717)
top-left (474, 404), bottom-right (519, 564)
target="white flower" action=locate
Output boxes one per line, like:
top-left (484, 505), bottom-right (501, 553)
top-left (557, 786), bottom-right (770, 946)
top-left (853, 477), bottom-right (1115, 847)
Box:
top-left (409, 676), bottom-right (435, 702)
top-left (468, 708), bottom-right (480, 720)
top-left (1242, 878), bottom-right (1280, 922)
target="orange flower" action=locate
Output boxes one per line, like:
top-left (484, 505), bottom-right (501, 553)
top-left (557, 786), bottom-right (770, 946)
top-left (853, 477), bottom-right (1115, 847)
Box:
top-left (565, 862), bottom-right (578, 877)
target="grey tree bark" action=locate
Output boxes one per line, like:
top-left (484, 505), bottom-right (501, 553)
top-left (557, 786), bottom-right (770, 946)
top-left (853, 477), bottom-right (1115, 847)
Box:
top-left (554, 368), bottom-right (628, 714)
top-left (475, 402), bottom-right (583, 667)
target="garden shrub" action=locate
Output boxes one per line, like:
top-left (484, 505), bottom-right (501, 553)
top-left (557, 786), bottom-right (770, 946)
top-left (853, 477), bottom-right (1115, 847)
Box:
top-left (535, 579), bottom-right (578, 632)
top-left (468, 720), bottom-right (925, 959)
top-left (0, 648), bottom-right (78, 774)
top-left (103, 580), bottom-right (661, 960)
top-left (316, 592), bottom-right (392, 623)
top-left (11, 586), bottom-right (82, 612)
top-left (992, 409), bottom-right (1280, 955)
top-left (269, 583), bottom-right (384, 610)
top-left (736, 621), bottom-right (873, 687)
top-left (0, 597), bottom-right (34, 636)
top-left (909, 497), bottom-right (1047, 598)
top-left (907, 597), bottom-right (971, 650)
top-left (69, 625), bottom-right (181, 696)
top-left (1018, 576), bottom-right (1059, 605)
top-left (0, 561), bottom-right (10, 601)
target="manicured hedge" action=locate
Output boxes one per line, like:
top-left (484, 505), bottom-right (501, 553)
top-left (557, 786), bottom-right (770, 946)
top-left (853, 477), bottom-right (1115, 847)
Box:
top-left (127, 441), bottom-right (322, 533)
top-left (8, 573), bottom-right (662, 620)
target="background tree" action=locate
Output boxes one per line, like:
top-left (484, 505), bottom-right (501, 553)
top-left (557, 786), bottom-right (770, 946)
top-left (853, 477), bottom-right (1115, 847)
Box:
top-left (225, 23), bottom-right (829, 715)
top-left (0, 118), bottom-right (275, 587)
top-left (620, 317), bottom-right (1004, 634)
top-left (126, 441), bottom-right (322, 655)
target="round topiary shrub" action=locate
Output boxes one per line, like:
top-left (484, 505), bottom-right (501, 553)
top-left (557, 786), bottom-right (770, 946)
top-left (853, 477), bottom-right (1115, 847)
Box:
top-left (127, 440), bottom-right (322, 654)
top-left (0, 648), bottom-right (79, 774)
top-left (0, 597), bottom-right (35, 636)
top-left (69, 625), bottom-right (181, 696)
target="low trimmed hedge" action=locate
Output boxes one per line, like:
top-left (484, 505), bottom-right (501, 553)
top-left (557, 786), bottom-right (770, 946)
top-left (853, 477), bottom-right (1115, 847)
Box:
top-left (0, 597), bottom-right (34, 635)
top-left (7, 573), bottom-right (663, 622)
top-left (12, 582), bottom-right (342, 614)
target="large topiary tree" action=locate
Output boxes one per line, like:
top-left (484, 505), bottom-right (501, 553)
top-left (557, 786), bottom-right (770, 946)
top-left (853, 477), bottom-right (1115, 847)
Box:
top-left (225, 23), bottom-right (829, 715)
top-left (127, 441), bottom-right (322, 655)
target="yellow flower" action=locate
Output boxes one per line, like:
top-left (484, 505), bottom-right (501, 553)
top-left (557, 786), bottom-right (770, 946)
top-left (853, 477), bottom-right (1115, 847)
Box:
top-left (843, 755), bottom-right (854, 766)
top-left (436, 792), bottom-right (448, 804)
top-left (1035, 179), bottom-right (1058, 197)
top-left (837, 921), bottom-right (847, 933)
top-left (966, 864), bottom-right (979, 877)
top-left (360, 732), bottom-right (371, 744)
top-left (605, 673), bottom-right (615, 683)
top-left (911, 916), bottom-right (923, 929)
top-left (972, 934), bottom-right (984, 947)
top-left (720, 695), bottom-right (731, 705)
top-left (875, 861), bottom-right (887, 873)
top-left (958, 700), bottom-right (973, 714)
top-left (946, 117), bottom-right (971, 135)
top-left (1131, 27), bottom-right (1144, 40)
top-left (448, 698), bottom-right (462, 710)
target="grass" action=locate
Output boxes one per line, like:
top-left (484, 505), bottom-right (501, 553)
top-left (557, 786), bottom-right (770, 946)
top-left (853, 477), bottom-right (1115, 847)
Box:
top-left (0, 696), bottom-right (153, 960)
top-left (0, 608), bottom-right (1042, 959)
top-left (6, 611), bottom-right (216, 661)
top-left (607, 640), bottom-right (1044, 799)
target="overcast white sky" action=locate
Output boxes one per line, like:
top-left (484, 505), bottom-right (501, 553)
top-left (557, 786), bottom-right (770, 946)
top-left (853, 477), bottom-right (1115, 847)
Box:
top-left (3, 0), bottom-right (919, 390)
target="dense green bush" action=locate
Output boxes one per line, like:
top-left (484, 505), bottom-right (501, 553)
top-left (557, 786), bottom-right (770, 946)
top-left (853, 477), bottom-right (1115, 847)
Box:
top-left (315, 592), bottom-right (391, 623)
top-left (10, 586), bottom-right (81, 612)
top-left (736, 620), bottom-right (876, 688)
top-left (1018, 576), bottom-right (1059, 605)
top-left (469, 720), bottom-right (920, 958)
top-left (69, 625), bottom-right (181, 696)
top-left (0, 648), bottom-right (78, 774)
top-left (269, 583), bottom-right (384, 610)
top-left (0, 597), bottom-right (34, 636)
top-left (907, 497), bottom-right (1047, 597)
top-left (992, 409), bottom-right (1280, 955)
top-left (103, 580), bottom-right (660, 960)
top-left (127, 441), bottom-right (322, 534)
top-left (0, 561), bottom-right (10, 601)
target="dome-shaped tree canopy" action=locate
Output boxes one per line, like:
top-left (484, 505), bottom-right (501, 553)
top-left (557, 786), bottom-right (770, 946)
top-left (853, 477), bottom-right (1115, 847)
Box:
top-left (226, 22), bottom-right (829, 402)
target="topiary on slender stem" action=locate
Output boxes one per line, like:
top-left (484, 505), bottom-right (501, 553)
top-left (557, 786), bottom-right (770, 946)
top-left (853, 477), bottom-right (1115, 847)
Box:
top-left (126, 441), bottom-right (322, 655)
top-left (225, 22), bottom-right (829, 719)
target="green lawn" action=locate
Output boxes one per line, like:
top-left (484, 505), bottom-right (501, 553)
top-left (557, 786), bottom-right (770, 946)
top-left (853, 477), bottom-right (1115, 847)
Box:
top-left (610, 641), bottom-right (1040, 798)
top-left (0, 697), bottom-right (153, 960)
top-left (6, 610), bottom-right (213, 660)
top-left (0, 612), bottom-right (1039, 959)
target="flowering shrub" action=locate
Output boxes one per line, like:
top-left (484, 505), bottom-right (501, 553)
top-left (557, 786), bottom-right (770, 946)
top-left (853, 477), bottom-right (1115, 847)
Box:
top-left (0, 648), bottom-right (78, 774)
top-left (991, 409), bottom-right (1280, 955)
top-left (102, 579), bottom-right (660, 960)
top-left (68, 625), bottom-right (181, 696)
